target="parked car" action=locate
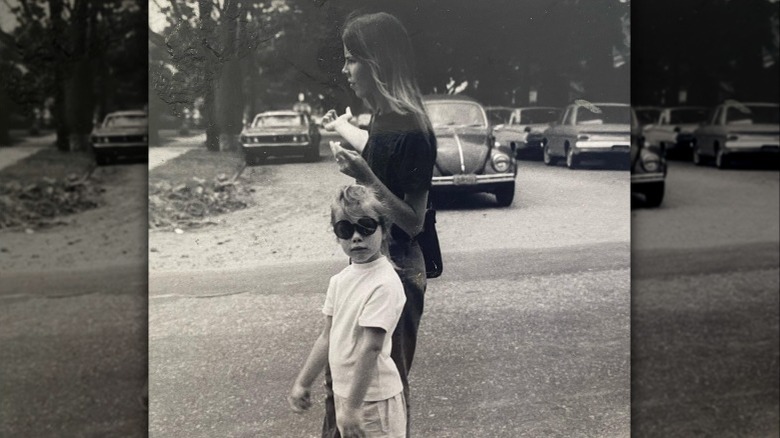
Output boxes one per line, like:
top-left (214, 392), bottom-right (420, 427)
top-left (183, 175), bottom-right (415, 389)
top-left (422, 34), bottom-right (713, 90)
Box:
top-left (542, 101), bottom-right (631, 169)
top-left (493, 106), bottom-right (561, 159)
top-left (631, 108), bottom-right (666, 207)
top-left (423, 95), bottom-right (517, 207)
top-left (90, 110), bottom-right (148, 165)
top-left (633, 106), bottom-right (662, 129)
top-left (485, 106), bottom-right (514, 127)
top-left (239, 110), bottom-right (321, 164)
top-left (642, 106), bottom-right (709, 159)
top-left (692, 101), bottom-right (780, 169)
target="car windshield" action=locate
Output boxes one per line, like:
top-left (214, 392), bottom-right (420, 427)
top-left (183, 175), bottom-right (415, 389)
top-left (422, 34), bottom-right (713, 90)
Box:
top-left (517, 108), bottom-right (560, 124)
top-left (426, 102), bottom-right (487, 128)
top-left (634, 109), bottom-right (660, 124)
top-left (104, 115), bottom-right (147, 127)
top-left (668, 108), bottom-right (709, 124)
top-left (725, 105), bottom-right (780, 124)
top-left (253, 114), bottom-right (305, 127)
top-left (486, 109), bottom-right (512, 125)
top-left (576, 105), bottom-right (630, 125)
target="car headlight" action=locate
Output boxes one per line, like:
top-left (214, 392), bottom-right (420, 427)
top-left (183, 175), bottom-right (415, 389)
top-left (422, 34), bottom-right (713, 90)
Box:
top-left (640, 150), bottom-right (661, 172)
top-left (577, 134), bottom-right (589, 141)
top-left (292, 135), bottom-right (299, 142)
top-left (491, 153), bottom-right (511, 172)
top-left (494, 140), bottom-right (501, 147)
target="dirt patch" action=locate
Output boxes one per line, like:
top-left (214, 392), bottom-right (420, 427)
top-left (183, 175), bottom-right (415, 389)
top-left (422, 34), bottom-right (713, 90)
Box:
top-left (0, 164), bottom-right (147, 273)
top-left (149, 158), bottom-right (353, 272)
top-left (148, 148), bottom-right (256, 229)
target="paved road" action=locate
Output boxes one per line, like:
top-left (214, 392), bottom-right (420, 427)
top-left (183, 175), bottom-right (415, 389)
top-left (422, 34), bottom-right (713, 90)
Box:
top-left (149, 155), bottom-right (632, 437)
top-left (631, 160), bottom-right (780, 437)
top-left (0, 264), bottom-right (148, 437)
top-left (150, 243), bottom-right (630, 438)
top-left (0, 133), bottom-right (55, 170)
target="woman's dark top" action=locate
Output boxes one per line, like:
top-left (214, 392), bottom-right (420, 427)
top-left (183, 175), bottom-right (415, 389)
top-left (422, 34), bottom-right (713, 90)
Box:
top-left (361, 111), bottom-right (437, 241)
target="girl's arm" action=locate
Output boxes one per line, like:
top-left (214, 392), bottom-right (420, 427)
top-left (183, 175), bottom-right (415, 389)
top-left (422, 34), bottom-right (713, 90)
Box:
top-left (331, 142), bottom-right (428, 237)
top-left (339, 326), bottom-right (386, 437)
top-left (289, 316), bottom-right (332, 413)
top-left (322, 108), bottom-right (370, 153)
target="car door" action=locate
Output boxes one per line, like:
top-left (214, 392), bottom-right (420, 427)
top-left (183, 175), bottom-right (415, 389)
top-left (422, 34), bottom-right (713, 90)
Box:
top-left (656, 110), bottom-right (674, 145)
top-left (547, 106), bottom-right (572, 156)
top-left (703, 106), bottom-right (724, 156)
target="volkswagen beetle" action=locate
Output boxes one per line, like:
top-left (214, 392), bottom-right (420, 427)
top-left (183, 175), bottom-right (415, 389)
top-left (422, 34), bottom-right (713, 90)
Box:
top-left (631, 108), bottom-right (666, 207)
top-left (423, 95), bottom-right (517, 207)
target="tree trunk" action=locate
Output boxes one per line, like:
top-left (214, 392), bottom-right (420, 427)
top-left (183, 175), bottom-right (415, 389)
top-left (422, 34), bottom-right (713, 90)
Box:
top-left (214, 0), bottom-right (244, 151)
top-left (49, 0), bottom-right (71, 151)
top-left (65, 0), bottom-right (95, 152)
top-left (0, 86), bottom-right (10, 146)
top-left (198, 0), bottom-right (220, 151)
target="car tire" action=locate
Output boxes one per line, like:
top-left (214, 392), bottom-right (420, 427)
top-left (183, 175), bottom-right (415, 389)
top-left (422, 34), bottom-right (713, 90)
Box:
top-left (642, 182), bottom-right (665, 207)
top-left (692, 145), bottom-right (704, 166)
top-left (96, 153), bottom-right (110, 166)
top-left (305, 145), bottom-right (319, 162)
top-left (494, 182), bottom-right (515, 207)
top-left (566, 147), bottom-right (579, 169)
top-left (715, 147), bottom-right (729, 169)
top-left (543, 144), bottom-right (557, 166)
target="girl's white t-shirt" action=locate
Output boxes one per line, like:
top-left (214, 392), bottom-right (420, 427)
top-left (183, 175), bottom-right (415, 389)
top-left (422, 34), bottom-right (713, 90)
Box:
top-left (322, 256), bottom-right (406, 401)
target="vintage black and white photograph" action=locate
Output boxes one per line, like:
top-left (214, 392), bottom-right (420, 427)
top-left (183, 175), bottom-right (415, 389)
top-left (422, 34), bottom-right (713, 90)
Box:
top-left (630, 0), bottom-right (779, 436)
top-left (0, 1), bottom-right (148, 436)
top-left (148, 0), bottom-right (630, 436)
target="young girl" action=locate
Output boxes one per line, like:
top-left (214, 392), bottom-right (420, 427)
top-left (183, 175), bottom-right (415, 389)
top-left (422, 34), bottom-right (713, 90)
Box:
top-left (289, 185), bottom-right (407, 438)
top-left (321, 12), bottom-right (437, 437)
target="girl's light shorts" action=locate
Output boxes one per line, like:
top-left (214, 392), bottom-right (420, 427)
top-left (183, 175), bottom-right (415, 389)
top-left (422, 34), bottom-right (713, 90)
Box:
top-left (334, 391), bottom-right (406, 437)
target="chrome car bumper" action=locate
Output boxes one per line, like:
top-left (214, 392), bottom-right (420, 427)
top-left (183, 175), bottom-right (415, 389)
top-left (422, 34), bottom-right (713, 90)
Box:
top-left (93, 141), bottom-right (147, 149)
top-left (631, 172), bottom-right (665, 184)
top-left (723, 140), bottom-right (780, 154)
top-left (242, 141), bottom-right (310, 149)
top-left (573, 140), bottom-right (631, 154)
top-left (432, 173), bottom-right (515, 190)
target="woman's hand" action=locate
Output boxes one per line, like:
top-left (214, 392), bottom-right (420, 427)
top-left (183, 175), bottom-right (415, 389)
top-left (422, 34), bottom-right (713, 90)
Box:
top-left (288, 383), bottom-right (312, 413)
top-left (330, 141), bottom-right (374, 183)
top-left (321, 107), bottom-right (353, 132)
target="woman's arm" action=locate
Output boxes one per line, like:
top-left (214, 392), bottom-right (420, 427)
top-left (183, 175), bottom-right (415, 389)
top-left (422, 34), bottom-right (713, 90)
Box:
top-left (339, 326), bottom-right (386, 437)
top-left (322, 108), bottom-right (369, 153)
top-left (330, 142), bottom-right (427, 237)
top-left (289, 316), bottom-right (332, 412)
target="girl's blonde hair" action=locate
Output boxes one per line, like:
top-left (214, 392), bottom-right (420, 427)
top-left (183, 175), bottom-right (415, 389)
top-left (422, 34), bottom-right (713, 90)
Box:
top-left (342, 12), bottom-right (433, 134)
top-left (331, 185), bottom-right (392, 254)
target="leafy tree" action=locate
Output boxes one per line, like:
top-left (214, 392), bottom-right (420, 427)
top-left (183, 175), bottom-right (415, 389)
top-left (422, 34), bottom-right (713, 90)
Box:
top-left (1, 0), bottom-right (147, 151)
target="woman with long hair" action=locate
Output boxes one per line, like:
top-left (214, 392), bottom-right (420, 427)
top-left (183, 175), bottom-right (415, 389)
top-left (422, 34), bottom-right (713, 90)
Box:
top-left (320, 11), bottom-right (437, 438)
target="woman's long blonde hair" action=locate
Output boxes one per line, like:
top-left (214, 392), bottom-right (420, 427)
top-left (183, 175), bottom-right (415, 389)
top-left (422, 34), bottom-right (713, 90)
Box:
top-left (342, 12), bottom-right (432, 133)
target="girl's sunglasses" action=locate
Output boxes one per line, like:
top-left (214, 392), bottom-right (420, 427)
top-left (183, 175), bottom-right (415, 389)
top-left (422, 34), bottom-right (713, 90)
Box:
top-left (334, 217), bottom-right (379, 239)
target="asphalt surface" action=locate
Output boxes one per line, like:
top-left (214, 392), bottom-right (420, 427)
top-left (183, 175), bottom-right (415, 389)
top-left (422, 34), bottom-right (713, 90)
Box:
top-left (149, 243), bottom-right (630, 438)
top-left (0, 263), bottom-right (148, 437)
top-left (631, 160), bottom-right (780, 437)
top-left (149, 152), bottom-right (632, 437)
